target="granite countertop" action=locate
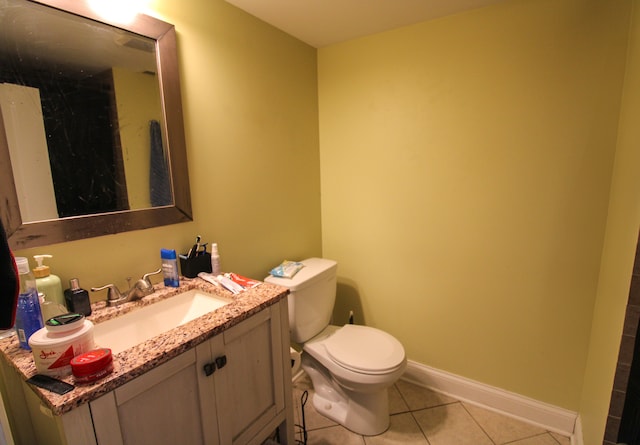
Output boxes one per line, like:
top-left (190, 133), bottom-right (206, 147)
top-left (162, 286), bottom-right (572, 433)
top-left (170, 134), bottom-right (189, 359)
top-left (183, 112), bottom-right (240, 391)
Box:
top-left (0, 276), bottom-right (289, 416)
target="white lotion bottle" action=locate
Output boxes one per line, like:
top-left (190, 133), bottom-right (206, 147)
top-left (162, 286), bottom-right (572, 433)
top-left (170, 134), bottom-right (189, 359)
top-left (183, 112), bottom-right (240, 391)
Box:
top-left (211, 243), bottom-right (221, 276)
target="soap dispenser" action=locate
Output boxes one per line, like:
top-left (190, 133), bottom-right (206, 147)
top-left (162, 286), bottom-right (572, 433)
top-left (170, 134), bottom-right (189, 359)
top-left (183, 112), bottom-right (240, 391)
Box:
top-left (33, 255), bottom-right (65, 308)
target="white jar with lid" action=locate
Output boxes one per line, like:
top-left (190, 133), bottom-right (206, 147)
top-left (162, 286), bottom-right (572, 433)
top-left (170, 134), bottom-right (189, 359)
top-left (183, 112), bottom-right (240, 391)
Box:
top-left (29, 313), bottom-right (95, 377)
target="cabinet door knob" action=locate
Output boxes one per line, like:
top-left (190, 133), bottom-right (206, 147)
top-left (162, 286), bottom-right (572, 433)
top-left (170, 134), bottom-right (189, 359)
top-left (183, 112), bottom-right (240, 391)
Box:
top-left (215, 355), bottom-right (227, 369)
top-left (203, 362), bottom-right (216, 376)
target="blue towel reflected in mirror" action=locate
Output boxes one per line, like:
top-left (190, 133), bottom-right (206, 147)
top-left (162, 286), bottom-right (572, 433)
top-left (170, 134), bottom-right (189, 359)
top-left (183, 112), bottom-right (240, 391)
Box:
top-left (149, 119), bottom-right (172, 207)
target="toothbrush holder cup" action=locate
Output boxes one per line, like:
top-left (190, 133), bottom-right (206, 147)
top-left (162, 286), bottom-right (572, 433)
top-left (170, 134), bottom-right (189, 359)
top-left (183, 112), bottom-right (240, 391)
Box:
top-left (180, 253), bottom-right (212, 278)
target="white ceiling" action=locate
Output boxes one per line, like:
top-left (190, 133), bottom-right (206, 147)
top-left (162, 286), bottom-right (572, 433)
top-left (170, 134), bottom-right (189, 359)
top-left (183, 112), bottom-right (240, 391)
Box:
top-left (224, 0), bottom-right (507, 48)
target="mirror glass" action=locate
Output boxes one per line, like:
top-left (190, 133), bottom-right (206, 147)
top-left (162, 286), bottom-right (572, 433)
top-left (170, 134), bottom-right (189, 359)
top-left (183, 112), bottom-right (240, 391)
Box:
top-left (0, 0), bottom-right (192, 249)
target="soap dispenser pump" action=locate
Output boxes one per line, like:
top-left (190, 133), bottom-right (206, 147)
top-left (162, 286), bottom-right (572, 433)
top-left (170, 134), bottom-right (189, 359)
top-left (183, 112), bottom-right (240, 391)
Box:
top-left (33, 255), bottom-right (65, 308)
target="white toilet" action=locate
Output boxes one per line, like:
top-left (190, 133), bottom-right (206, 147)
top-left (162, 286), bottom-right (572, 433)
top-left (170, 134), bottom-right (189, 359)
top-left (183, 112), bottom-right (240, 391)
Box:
top-left (265, 258), bottom-right (406, 436)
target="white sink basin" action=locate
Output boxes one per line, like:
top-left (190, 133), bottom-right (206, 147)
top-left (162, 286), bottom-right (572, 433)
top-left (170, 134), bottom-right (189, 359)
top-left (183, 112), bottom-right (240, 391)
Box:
top-left (93, 289), bottom-right (232, 354)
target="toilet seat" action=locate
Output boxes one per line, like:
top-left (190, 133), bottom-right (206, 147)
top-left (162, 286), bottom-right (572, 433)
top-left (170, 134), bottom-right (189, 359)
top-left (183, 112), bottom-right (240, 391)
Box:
top-left (321, 325), bottom-right (405, 375)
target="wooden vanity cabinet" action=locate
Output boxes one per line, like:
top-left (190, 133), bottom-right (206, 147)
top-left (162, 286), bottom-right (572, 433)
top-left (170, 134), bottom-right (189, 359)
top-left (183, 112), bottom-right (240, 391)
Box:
top-left (205, 303), bottom-right (290, 444)
top-left (0, 298), bottom-right (294, 445)
top-left (90, 298), bottom-right (294, 445)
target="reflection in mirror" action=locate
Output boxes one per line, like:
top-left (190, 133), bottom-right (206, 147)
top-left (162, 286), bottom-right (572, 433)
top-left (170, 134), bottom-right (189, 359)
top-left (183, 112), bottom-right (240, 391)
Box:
top-left (0, 0), bottom-right (192, 250)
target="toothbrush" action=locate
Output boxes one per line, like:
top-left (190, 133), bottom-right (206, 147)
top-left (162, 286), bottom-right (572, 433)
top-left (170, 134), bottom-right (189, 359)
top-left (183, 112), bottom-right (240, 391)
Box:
top-left (187, 235), bottom-right (201, 259)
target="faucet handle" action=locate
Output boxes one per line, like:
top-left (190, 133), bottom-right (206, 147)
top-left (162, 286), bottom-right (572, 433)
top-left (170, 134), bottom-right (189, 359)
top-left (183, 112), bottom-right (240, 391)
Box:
top-left (91, 284), bottom-right (123, 301)
top-left (134, 268), bottom-right (162, 296)
top-left (142, 268), bottom-right (163, 285)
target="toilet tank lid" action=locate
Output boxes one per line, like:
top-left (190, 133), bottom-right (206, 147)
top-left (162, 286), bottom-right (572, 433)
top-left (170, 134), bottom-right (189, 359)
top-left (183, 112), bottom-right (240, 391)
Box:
top-left (264, 258), bottom-right (337, 291)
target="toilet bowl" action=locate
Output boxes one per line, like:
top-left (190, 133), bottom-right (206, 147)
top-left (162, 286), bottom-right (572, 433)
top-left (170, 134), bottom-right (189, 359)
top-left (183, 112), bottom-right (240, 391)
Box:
top-left (264, 257), bottom-right (406, 436)
top-left (304, 324), bottom-right (406, 392)
top-left (301, 324), bottom-right (406, 435)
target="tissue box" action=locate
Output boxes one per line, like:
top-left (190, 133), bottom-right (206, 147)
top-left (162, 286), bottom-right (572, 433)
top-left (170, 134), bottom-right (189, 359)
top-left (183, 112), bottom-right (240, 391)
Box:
top-left (179, 253), bottom-right (212, 278)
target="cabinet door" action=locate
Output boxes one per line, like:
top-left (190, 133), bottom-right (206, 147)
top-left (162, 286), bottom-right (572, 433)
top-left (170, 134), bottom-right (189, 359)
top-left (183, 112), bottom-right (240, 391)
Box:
top-left (90, 301), bottom-right (293, 445)
top-left (91, 346), bottom-right (221, 445)
top-left (213, 305), bottom-right (286, 444)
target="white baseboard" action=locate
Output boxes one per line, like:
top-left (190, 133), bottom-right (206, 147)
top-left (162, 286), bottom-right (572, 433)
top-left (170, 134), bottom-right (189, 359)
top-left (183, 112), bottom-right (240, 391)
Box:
top-left (401, 360), bottom-right (578, 437)
top-left (571, 415), bottom-right (583, 445)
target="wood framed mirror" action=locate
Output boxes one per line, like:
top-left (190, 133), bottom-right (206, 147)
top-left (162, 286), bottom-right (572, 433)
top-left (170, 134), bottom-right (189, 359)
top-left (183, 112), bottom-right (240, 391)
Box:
top-left (0, 0), bottom-right (192, 250)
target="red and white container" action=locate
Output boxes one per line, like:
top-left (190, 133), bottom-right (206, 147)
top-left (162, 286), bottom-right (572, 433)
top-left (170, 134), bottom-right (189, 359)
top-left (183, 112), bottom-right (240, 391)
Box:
top-left (71, 348), bottom-right (114, 384)
top-left (28, 313), bottom-right (95, 377)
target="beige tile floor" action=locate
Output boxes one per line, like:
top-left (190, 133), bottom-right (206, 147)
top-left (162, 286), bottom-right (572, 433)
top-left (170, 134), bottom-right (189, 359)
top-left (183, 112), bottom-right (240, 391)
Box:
top-left (292, 373), bottom-right (572, 445)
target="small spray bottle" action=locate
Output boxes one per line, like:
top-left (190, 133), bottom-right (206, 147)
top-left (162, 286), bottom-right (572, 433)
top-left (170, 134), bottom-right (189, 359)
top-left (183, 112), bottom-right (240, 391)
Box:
top-left (210, 243), bottom-right (221, 276)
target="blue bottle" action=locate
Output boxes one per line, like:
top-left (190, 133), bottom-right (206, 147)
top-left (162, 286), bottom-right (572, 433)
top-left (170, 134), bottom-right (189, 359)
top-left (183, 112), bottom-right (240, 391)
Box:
top-left (14, 257), bottom-right (43, 350)
top-left (161, 249), bottom-right (180, 287)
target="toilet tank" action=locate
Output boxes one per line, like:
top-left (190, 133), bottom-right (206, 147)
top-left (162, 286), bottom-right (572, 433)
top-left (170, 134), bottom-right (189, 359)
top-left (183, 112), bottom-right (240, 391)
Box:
top-left (265, 258), bottom-right (337, 343)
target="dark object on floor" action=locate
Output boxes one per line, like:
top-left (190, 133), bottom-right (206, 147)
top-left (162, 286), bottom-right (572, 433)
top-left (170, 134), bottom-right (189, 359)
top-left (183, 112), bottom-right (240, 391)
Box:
top-left (296, 390), bottom-right (309, 445)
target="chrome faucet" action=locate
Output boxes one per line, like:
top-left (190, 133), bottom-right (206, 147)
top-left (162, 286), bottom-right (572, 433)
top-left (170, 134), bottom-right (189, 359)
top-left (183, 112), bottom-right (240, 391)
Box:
top-left (91, 269), bottom-right (162, 307)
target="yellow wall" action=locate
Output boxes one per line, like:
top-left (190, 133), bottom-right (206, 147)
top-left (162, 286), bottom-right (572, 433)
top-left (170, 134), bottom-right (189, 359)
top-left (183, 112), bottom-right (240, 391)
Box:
top-left (15, 0), bottom-right (322, 296)
top-left (112, 66), bottom-right (163, 209)
top-left (579, 1), bottom-right (640, 443)
top-left (318, 0), bottom-right (630, 410)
